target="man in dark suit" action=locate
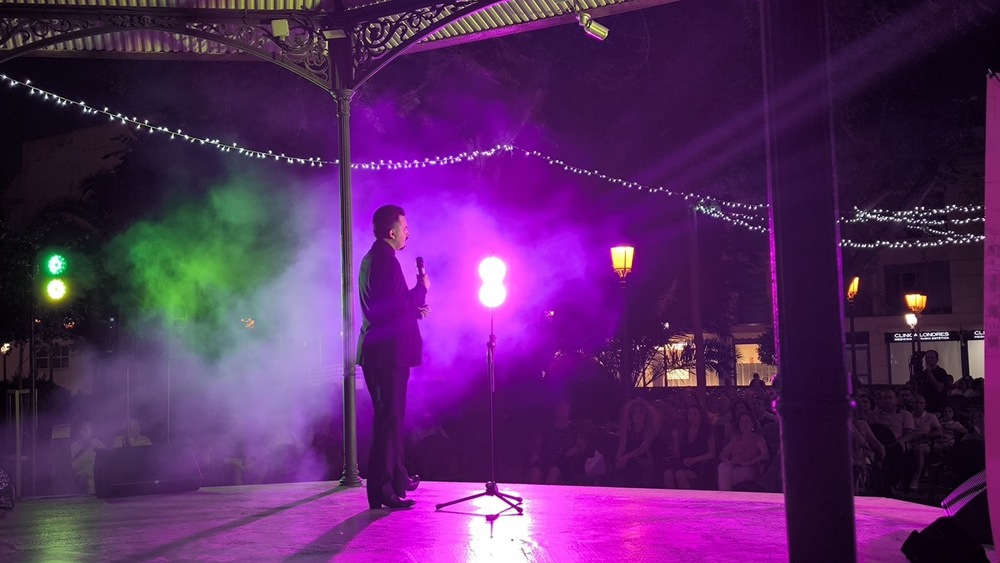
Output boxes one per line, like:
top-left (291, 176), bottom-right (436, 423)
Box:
top-left (358, 204), bottom-right (430, 509)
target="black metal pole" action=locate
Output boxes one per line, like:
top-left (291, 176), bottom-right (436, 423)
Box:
top-left (620, 278), bottom-right (630, 390)
top-left (690, 206), bottom-right (705, 392)
top-left (760, 0), bottom-right (856, 559)
top-left (488, 312), bottom-right (496, 485)
top-left (334, 86), bottom-right (361, 488)
top-left (848, 300), bottom-right (858, 381)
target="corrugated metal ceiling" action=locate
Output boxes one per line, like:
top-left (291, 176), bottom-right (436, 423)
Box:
top-left (0, 0), bottom-right (665, 59)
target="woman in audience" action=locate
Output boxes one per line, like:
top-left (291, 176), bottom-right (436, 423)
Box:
top-left (851, 398), bottom-right (883, 494)
top-left (905, 394), bottom-right (942, 490)
top-left (717, 412), bottom-right (769, 491)
top-left (724, 399), bottom-right (751, 444)
top-left (526, 398), bottom-right (586, 484)
top-left (613, 397), bottom-right (657, 487)
top-left (664, 405), bottom-right (717, 490)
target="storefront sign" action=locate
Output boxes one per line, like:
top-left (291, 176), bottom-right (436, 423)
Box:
top-left (885, 330), bottom-right (985, 343)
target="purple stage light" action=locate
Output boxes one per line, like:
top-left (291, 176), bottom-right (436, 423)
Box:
top-left (478, 256), bottom-right (507, 308)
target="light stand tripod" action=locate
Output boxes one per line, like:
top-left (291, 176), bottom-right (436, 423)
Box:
top-left (436, 310), bottom-right (523, 514)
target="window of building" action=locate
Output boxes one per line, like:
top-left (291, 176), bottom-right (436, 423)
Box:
top-left (35, 344), bottom-right (70, 369)
top-left (883, 261), bottom-right (952, 314)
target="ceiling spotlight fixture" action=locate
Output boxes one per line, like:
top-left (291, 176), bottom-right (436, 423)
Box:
top-left (577, 12), bottom-right (609, 41)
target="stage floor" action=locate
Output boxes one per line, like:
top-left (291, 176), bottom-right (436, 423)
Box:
top-left (0, 480), bottom-right (977, 562)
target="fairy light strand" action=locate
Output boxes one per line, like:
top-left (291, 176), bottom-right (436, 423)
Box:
top-left (5, 73), bottom-right (985, 247)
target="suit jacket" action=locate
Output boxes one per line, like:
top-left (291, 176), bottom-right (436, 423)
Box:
top-left (357, 239), bottom-right (427, 368)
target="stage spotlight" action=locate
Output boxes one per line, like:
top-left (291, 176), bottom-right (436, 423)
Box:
top-left (577, 12), bottom-right (609, 41)
top-left (478, 256), bottom-right (507, 309)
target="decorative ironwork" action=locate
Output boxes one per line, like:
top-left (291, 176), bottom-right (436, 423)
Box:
top-left (0, 16), bottom-right (96, 50)
top-left (188, 15), bottom-right (330, 87)
top-left (0, 9), bottom-right (331, 89)
top-left (352, 0), bottom-right (478, 80)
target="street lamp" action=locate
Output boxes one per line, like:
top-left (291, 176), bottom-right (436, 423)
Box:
top-left (846, 276), bottom-right (860, 382)
top-left (611, 245), bottom-right (635, 389)
top-left (905, 292), bottom-right (927, 352)
top-left (611, 246), bottom-right (635, 284)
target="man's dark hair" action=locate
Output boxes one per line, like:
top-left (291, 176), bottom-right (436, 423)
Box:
top-left (372, 204), bottom-right (405, 239)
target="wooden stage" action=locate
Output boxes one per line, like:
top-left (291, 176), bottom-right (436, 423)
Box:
top-left (0, 480), bottom-right (979, 561)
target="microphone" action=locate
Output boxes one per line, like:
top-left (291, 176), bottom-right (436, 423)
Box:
top-left (416, 257), bottom-right (427, 306)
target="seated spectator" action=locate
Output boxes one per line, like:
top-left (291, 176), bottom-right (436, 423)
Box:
top-left (873, 390), bottom-right (914, 494)
top-left (904, 395), bottom-right (942, 491)
top-left (851, 402), bottom-right (883, 494)
top-left (749, 396), bottom-right (777, 428)
top-left (613, 398), bottom-right (657, 488)
top-left (717, 412), bottom-right (769, 491)
top-left (965, 379), bottom-right (985, 410)
top-left (853, 393), bottom-right (877, 425)
top-left (723, 399), bottom-right (750, 444)
top-left (714, 394), bottom-right (734, 429)
top-left (936, 406), bottom-right (967, 454)
top-left (663, 405), bottom-right (717, 490)
top-left (950, 375), bottom-right (973, 397)
top-left (70, 422), bottom-right (105, 494)
top-left (650, 399), bottom-right (679, 471)
top-left (949, 409), bottom-right (986, 483)
top-left (962, 409), bottom-right (984, 442)
top-left (113, 418), bottom-right (153, 447)
top-left (526, 398), bottom-right (586, 485)
top-left (897, 386), bottom-right (915, 413)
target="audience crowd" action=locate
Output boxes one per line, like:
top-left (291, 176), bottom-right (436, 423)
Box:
top-left (515, 350), bottom-right (985, 502)
top-left (0, 348), bottom-right (986, 503)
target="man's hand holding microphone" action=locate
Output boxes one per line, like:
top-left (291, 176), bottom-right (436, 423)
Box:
top-left (417, 256), bottom-right (431, 320)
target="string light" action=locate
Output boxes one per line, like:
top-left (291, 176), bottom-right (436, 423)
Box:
top-left (5, 73), bottom-right (986, 247)
top-left (840, 233), bottom-right (985, 249)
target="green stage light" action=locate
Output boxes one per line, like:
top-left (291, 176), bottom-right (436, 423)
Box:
top-left (46, 279), bottom-right (67, 301)
top-left (47, 254), bottom-right (67, 276)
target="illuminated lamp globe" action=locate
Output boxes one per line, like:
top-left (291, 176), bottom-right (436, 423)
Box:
top-left (478, 256), bottom-right (507, 282)
top-left (47, 254), bottom-right (67, 275)
top-left (479, 284), bottom-right (507, 308)
top-left (46, 279), bottom-right (67, 301)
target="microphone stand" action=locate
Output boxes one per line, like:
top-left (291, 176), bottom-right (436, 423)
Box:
top-left (436, 310), bottom-right (523, 514)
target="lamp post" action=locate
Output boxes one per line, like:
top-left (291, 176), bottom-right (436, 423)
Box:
top-left (905, 292), bottom-right (927, 352)
top-left (846, 276), bottom-right (860, 382)
top-left (904, 313), bottom-right (919, 355)
top-left (611, 245), bottom-right (634, 389)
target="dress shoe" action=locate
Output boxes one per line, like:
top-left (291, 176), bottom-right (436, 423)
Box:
top-left (369, 492), bottom-right (415, 510)
top-left (396, 475), bottom-right (421, 498)
top-left (406, 475), bottom-right (420, 492)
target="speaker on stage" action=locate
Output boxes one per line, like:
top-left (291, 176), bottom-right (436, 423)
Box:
top-left (94, 444), bottom-right (201, 498)
top-left (901, 470), bottom-right (992, 562)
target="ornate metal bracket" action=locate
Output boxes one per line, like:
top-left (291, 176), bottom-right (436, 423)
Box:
top-left (0, 7), bottom-right (332, 90)
top-left (349, 0), bottom-right (502, 88)
top-left (0, 1), bottom-right (509, 92)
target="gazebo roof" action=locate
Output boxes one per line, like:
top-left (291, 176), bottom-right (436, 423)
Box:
top-left (0, 0), bottom-right (680, 62)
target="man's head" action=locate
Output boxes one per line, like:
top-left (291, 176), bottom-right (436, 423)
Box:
top-left (127, 418), bottom-right (141, 438)
top-left (372, 205), bottom-right (409, 250)
top-left (924, 349), bottom-right (940, 369)
top-left (881, 390), bottom-right (898, 412)
top-left (899, 387), bottom-right (914, 406)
